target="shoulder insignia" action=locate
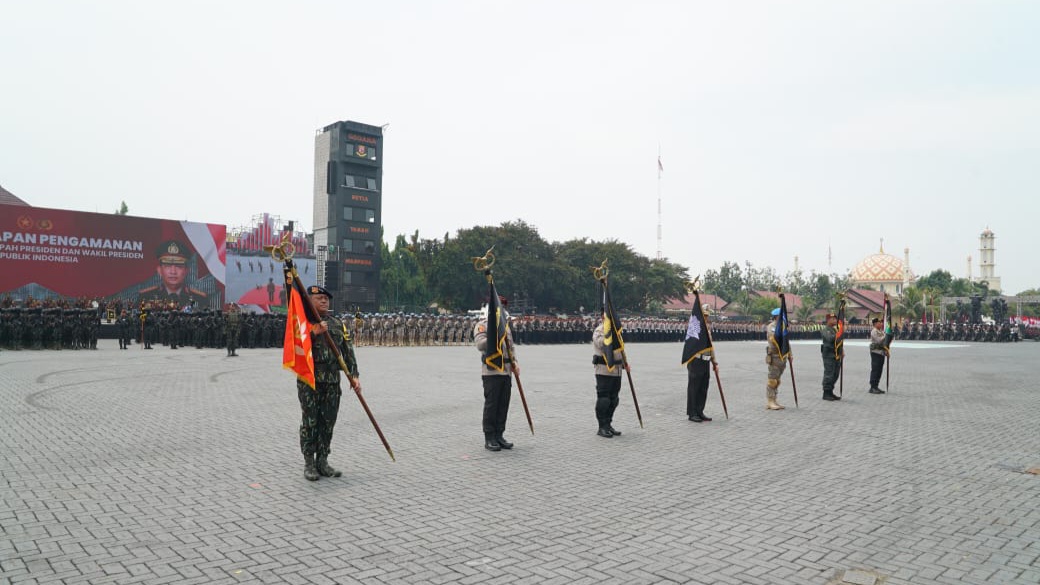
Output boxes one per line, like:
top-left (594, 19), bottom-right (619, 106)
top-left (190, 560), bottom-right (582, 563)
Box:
top-left (139, 286), bottom-right (158, 294)
top-left (188, 288), bottom-right (208, 297)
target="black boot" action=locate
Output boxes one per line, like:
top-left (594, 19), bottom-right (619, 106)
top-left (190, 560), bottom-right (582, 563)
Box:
top-left (823, 393), bottom-right (840, 401)
top-left (607, 425), bottom-right (622, 435)
top-left (316, 455), bottom-right (342, 477)
top-left (597, 426), bottom-right (614, 438)
top-left (303, 454), bottom-right (319, 481)
top-left (495, 434), bottom-right (513, 449)
top-left (484, 434), bottom-right (501, 451)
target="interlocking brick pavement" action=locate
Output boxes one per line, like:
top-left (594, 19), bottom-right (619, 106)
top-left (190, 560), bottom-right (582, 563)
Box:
top-left (2, 338), bottom-right (1039, 584)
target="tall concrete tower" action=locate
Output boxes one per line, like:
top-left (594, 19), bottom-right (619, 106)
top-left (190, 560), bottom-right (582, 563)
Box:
top-left (978, 227), bottom-right (1001, 293)
top-left (313, 120), bottom-right (384, 312)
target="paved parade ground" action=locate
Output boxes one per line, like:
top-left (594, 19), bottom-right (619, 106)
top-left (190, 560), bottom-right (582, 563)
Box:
top-left (2, 339), bottom-right (1039, 585)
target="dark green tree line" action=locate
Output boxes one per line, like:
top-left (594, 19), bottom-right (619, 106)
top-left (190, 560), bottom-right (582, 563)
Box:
top-left (700, 260), bottom-right (850, 315)
top-left (379, 220), bottom-right (689, 314)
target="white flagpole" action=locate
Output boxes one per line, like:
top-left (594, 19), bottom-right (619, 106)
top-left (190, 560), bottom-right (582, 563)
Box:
top-left (656, 146), bottom-right (663, 260)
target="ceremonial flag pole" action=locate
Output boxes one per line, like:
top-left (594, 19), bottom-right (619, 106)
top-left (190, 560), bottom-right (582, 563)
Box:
top-left (836, 293), bottom-right (847, 398)
top-left (883, 293), bottom-right (894, 393)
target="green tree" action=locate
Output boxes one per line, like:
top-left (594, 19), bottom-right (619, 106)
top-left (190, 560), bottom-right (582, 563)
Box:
top-left (390, 220), bottom-right (690, 314)
top-left (553, 238), bottom-right (642, 312)
top-left (783, 269), bottom-right (810, 297)
top-left (380, 234), bottom-right (428, 311)
top-left (702, 261), bottom-right (745, 303)
top-left (747, 265), bottom-right (781, 291)
top-left (1015, 288), bottom-right (1040, 317)
top-left (897, 287), bottom-right (925, 321)
top-left (916, 269), bottom-right (953, 294)
top-left (919, 286), bottom-right (944, 323)
top-left (807, 273), bottom-right (837, 310)
top-left (794, 301), bottom-right (816, 323)
top-left (949, 278), bottom-right (974, 296)
top-left (747, 295), bottom-right (780, 322)
top-left (115, 201), bottom-right (128, 215)
top-left (426, 220), bottom-right (556, 311)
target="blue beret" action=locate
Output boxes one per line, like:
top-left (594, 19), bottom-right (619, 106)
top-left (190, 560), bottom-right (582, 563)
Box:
top-left (771, 308), bottom-right (781, 316)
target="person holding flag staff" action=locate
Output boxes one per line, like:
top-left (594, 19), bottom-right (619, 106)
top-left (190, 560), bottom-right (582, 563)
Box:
top-left (293, 285), bottom-right (360, 480)
top-left (765, 306), bottom-right (789, 411)
top-left (681, 296), bottom-right (713, 423)
top-left (592, 291), bottom-right (631, 437)
top-left (591, 259), bottom-right (644, 433)
top-left (274, 232), bottom-right (391, 479)
top-left (868, 317), bottom-right (887, 394)
top-left (821, 311), bottom-right (844, 401)
top-left (474, 294), bottom-right (518, 451)
top-left (472, 247), bottom-right (532, 452)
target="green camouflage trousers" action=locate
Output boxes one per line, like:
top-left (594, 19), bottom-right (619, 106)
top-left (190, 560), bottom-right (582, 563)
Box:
top-left (298, 380), bottom-right (342, 457)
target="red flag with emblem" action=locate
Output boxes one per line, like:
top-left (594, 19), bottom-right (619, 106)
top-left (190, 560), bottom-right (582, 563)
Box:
top-left (283, 283), bottom-right (315, 389)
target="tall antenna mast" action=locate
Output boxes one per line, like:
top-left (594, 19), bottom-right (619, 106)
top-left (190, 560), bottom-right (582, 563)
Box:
top-left (656, 146), bottom-right (663, 260)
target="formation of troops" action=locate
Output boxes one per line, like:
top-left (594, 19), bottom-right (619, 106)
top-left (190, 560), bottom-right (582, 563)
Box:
top-left (0, 307), bottom-right (101, 350)
top-left (130, 309), bottom-right (287, 351)
top-left (896, 321), bottom-right (1021, 342)
top-left (345, 313), bottom-right (896, 347)
top-left (347, 314), bottom-right (1027, 347)
top-left (0, 306), bottom-right (1031, 352)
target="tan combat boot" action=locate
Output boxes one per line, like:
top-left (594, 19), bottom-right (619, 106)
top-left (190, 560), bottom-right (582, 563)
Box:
top-left (766, 386), bottom-right (785, 410)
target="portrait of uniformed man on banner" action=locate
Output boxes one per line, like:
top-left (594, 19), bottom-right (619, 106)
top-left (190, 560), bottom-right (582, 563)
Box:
top-left (139, 240), bottom-right (209, 308)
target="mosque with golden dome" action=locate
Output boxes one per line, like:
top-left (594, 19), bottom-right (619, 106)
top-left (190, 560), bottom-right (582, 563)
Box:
top-left (849, 241), bottom-right (914, 296)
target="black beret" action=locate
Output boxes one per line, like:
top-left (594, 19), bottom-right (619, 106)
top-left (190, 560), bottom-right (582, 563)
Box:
top-left (308, 285), bottom-right (333, 298)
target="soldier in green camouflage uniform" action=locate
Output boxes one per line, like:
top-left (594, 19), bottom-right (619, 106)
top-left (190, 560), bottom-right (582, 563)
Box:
top-left (298, 285), bottom-right (360, 481)
top-left (225, 305), bottom-right (241, 356)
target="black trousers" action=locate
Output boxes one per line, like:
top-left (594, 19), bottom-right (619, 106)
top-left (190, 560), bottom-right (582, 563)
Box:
top-left (482, 375), bottom-right (512, 435)
top-left (822, 356), bottom-right (842, 393)
top-left (687, 359), bottom-right (710, 416)
top-left (595, 374), bottom-right (622, 427)
top-left (869, 352), bottom-right (885, 387)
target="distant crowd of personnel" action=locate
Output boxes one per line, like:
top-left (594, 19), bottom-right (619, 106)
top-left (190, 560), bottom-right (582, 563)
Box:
top-left (0, 304), bottom-right (1032, 351)
top-left (340, 313), bottom-right (1029, 347)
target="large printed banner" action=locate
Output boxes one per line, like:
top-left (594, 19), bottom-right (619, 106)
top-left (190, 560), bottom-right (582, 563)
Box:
top-left (0, 206), bottom-right (225, 305)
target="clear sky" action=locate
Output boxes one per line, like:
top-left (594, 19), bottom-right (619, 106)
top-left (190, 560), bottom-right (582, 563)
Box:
top-left (2, 1), bottom-right (1038, 294)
